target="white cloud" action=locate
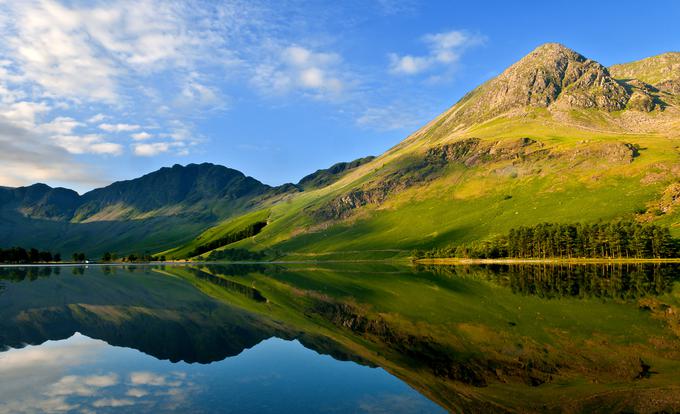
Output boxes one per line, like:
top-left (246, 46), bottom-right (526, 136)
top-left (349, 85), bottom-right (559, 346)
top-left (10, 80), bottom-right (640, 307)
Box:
top-left (131, 131), bottom-right (152, 141)
top-left (3, 1), bottom-right (119, 102)
top-left (99, 123), bottom-right (140, 132)
top-left (87, 113), bottom-right (108, 123)
top-left (388, 55), bottom-right (430, 75)
top-left (251, 45), bottom-right (344, 97)
top-left (92, 398), bottom-right (134, 408)
top-left (389, 30), bottom-right (485, 77)
top-left (129, 372), bottom-right (168, 386)
top-left (126, 388), bottom-right (149, 398)
top-left (0, 0), bottom-right (240, 175)
top-left (46, 374), bottom-right (118, 397)
top-left (0, 101), bottom-right (112, 188)
top-left (356, 104), bottom-right (433, 131)
top-left (132, 142), bottom-right (176, 156)
top-left (0, 0), bottom-right (228, 103)
top-left (0, 101), bottom-right (51, 128)
top-left (53, 134), bottom-right (123, 155)
top-left (38, 116), bottom-right (83, 135)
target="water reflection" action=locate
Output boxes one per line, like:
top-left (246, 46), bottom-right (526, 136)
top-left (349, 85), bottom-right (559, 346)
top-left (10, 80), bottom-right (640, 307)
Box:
top-left (1, 334), bottom-right (437, 414)
top-left (419, 263), bottom-right (680, 300)
top-left (1, 263), bottom-right (680, 413)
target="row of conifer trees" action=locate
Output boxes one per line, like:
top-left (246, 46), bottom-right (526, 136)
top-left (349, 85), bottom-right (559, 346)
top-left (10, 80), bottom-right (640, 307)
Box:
top-left (0, 247), bottom-right (61, 263)
top-left (414, 221), bottom-right (679, 259)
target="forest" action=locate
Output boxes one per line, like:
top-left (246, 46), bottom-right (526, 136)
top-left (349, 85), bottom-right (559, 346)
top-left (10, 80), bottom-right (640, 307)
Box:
top-left (0, 247), bottom-right (61, 263)
top-left (414, 221), bottom-right (680, 259)
top-left (188, 221), bottom-right (268, 257)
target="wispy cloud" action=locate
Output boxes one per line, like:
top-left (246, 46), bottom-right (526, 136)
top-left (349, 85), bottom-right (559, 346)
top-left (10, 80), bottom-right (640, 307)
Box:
top-left (356, 105), bottom-right (431, 131)
top-left (0, 0), bottom-right (486, 190)
top-left (99, 123), bottom-right (141, 133)
top-left (389, 30), bottom-right (485, 78)
top-left (131, 131), bottom-right (152, 141)
top-left (132, 142), bottom-right (180, 156)
top-left (251, 45), bottom-right (345, 99)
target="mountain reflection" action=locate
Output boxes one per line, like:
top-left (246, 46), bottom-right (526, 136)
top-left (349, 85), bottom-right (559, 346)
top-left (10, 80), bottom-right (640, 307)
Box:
top-left (1, 263), bottom-right (680, 413)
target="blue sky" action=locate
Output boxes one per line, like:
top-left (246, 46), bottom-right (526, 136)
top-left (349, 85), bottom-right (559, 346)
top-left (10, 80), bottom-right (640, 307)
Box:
top-left (0, 0), bottom-right (678, 193)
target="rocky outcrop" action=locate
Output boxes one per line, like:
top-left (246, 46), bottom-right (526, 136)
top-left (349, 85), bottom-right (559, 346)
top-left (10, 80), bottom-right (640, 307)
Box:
top-left (565, 142), bottom-right (640, 165)
top-left (656, 79), bottom-right (680, 94)
top-left (426, 137), bottom-right (547, 167)
top-left (440, 44), bottom-right (632, 129)
top-left (310, 299), bottom-right (556, 387)
top-left (313, 138), bottom-right (546, 220)
top-left (639, 182), bottom-right (680, 220)
top-left (298, 156), bottom-right (376, 190)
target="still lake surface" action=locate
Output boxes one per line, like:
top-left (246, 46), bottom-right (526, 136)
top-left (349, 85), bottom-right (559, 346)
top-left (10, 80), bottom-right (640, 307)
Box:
top-left (1, 263), bottom-right (679, 413)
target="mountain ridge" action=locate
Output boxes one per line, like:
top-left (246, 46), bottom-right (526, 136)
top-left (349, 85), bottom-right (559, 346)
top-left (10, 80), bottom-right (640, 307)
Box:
top-left (2, 43), bottom-right (679, 258)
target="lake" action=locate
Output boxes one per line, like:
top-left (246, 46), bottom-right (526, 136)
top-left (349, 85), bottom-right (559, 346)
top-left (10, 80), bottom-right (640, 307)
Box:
top-left (1, 263), bottom-right (679, 413)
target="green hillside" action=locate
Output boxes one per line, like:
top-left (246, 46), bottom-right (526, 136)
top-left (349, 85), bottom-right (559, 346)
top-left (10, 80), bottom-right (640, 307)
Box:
top-left (0, 163), bottom-right (297, 257)
top-left (172, 44), bottom-right (680, 261)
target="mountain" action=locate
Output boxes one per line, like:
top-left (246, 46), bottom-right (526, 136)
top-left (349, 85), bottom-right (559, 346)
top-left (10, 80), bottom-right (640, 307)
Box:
top-left (3, 43), bottom-right (679, 259)
top-left (169, 43), bottom-right (679, 260)
top-left (0, 183), bottom-right (80, 221)
top-left (297, 156), bottom-right (376, 190)
top-left (610, 52), bottom-right (680, 92)
top-left (0, 163), bottom-right (298, 256)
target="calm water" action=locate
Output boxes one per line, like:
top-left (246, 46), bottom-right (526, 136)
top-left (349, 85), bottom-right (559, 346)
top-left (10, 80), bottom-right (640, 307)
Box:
top-left (1, 263), bottom-right (679, 413)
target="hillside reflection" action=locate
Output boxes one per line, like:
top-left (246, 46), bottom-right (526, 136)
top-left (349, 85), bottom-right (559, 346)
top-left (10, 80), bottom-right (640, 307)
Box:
top-left (1, 263), bottom-right (680, 413)
top-left (419, 263), bottom-right (680, 300)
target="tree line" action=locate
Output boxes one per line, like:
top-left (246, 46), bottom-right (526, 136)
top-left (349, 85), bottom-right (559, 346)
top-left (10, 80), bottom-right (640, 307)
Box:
top-left (205, 248), bottom-right (266, 262)
top-left (0, 248), bottom-right (171, 264)
top-left (0, 247), bottom-right (61, 263)
top-left (189, 221), bottom-right (267, 257)
top-left (100, 251), bottom-right (166, 262)
top-left (414, 221), bottom-right (680, 259)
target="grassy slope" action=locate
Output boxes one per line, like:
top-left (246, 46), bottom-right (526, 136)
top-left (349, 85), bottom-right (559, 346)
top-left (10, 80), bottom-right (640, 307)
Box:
top-left (161, 209), bottom-right (271, 259)
top-left (610, 52), bottom-right (680, 84)
top-left (188, 113), bottom-right (679, 260)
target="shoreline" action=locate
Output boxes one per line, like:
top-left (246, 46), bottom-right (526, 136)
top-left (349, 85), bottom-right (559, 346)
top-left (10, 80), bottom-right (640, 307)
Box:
top-left (3, 257), bottom-right (680, 268)
top-left (0, 258), bottom-right (411, 268)
top-left (415, 258), bottom-right (680, 265)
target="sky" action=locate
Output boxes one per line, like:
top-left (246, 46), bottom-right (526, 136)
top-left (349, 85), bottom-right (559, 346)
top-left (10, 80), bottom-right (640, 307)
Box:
top-left (0, 0), bottom-right (678, 193)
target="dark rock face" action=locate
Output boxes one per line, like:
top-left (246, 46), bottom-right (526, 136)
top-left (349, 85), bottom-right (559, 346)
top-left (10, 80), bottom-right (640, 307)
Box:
top-left (314, 138), bottom-right (547, 220)
top-left (298, 156), bottom-right (376, 190)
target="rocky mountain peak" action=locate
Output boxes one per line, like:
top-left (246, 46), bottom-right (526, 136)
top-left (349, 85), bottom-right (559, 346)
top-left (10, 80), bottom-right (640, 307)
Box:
top-left (441, 43), bottom-right (631, 129)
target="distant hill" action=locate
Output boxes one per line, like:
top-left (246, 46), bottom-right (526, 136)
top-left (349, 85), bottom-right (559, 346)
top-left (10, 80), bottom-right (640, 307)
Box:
top-left (0, 163), bottom-right (298, 256)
